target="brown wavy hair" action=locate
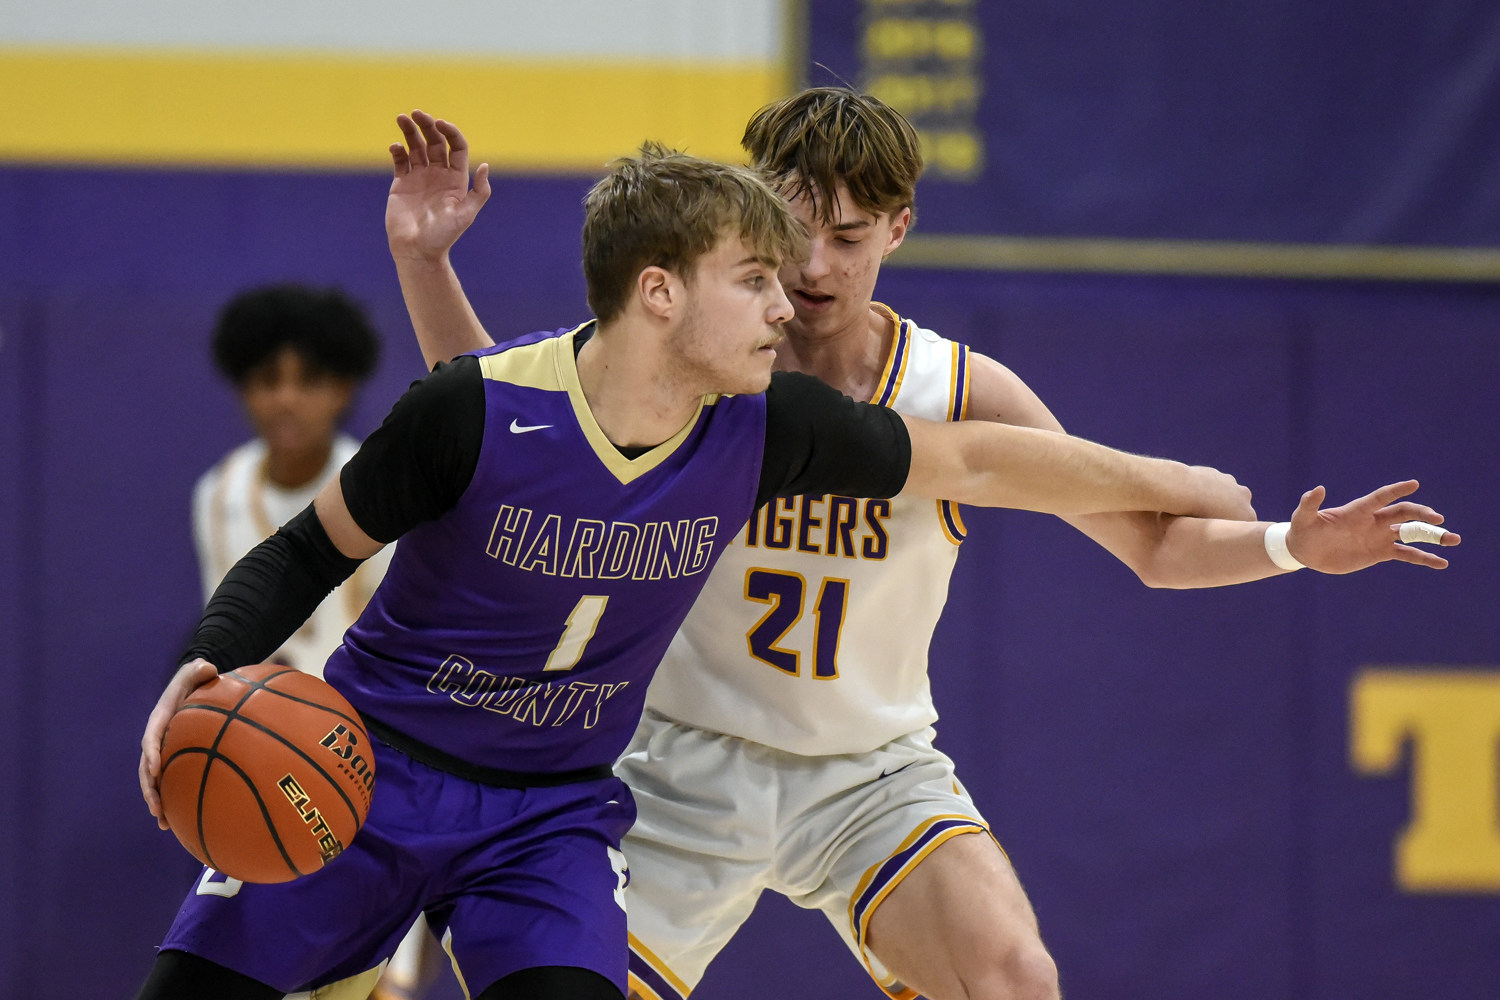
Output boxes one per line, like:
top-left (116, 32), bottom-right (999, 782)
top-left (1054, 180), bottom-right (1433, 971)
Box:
top-left (742, 87), bottom-right (923, 227)
top-left (582, 143), bottom-right (808, 323)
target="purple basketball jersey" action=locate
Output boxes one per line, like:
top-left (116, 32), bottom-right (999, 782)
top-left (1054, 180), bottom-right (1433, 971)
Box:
top-left (325, 326), bottom-right (766, 773)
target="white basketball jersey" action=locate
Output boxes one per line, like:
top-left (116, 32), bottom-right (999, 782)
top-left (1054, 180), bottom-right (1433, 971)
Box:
top-left (646, 307), bottom-right (971, 755)
top-left (191, 435), bottom-right (392, 676)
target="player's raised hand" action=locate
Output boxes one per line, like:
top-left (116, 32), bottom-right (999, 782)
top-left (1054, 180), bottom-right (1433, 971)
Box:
top-left (139, 658), bottom-right (218, 830)
top-left (1285, 480), bottom-right (1460, 574)
top-left (387, 110), bottom-right (492, 263)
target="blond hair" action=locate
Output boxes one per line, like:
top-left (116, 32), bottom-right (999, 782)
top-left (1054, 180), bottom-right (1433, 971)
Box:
top-left (742, 87), bottom-right (923, 227)
top-left (582, 143), bottom-right (808, 323)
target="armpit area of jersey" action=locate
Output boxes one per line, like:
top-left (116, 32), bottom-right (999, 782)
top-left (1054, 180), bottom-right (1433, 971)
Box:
top-left (758, 371), bottom-right (912, 507)
top-left (181, 505), bottom-right (361, 672)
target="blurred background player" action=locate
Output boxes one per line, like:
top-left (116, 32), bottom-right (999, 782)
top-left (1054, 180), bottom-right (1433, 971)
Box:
top-left (194, 284), bottom-right (439, 1000)
top-left (194, 284), bottom-right (390, 676)
top-left (386, 101), bottom-right (1458, 1000)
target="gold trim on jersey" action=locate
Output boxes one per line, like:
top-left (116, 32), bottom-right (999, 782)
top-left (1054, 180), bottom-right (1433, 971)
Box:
top-left (479, 325), bottom-right (717, 486)
top-left (947, 341), bottom-right (972, 422)
top-left (478, 331), bottom-right (570, 391)
top-left (869, 303), bottom-right (912, 407)
top-left (936, 338), bottom-right (973, 545)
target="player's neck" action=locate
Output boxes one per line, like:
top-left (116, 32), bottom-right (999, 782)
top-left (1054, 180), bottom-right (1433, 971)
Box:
top-left (576, 322), bottom-right (701, 449)
top-left (262, 441), bottom-right (334, 490)
top-left (775, 302), bottom-right (896, 402)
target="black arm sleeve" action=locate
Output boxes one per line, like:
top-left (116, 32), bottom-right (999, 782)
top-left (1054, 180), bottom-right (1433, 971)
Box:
top-left (180, 504), bottom-right (363, 672)
top-left (756, 371), bottom-right (912, 508)
top-left (338, 354), bottom-right (486, 543)
top-left (179, 356), bottom-right (486, 672)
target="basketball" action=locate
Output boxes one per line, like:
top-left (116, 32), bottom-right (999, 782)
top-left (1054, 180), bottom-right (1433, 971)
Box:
top-left (158, 662), bottom-right (376, 883)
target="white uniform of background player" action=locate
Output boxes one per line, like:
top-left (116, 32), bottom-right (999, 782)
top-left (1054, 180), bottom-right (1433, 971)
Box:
top-left (622, 309), bottom-right (979, 1000)
top-left (192, 435), bottom-right (390, 675)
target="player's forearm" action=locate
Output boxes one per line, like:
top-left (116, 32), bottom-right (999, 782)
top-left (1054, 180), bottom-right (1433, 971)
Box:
top-left (1071, 511), bottom-right (1286, 589)
top-left (180, 506), bottom-right (362, 672)
top-left (906, 418), bottom-right (1247, 518)
top-left (394, 255), bottom-right (494, 370)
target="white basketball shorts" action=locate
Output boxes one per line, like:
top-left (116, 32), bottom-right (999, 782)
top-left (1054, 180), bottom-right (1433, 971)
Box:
top-left (618, 708), bottom-right (995, 1000)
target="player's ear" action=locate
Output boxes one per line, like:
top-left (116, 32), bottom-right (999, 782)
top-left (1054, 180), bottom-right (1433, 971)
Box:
top-left (883, 206), bottom-right (912, 259)
top-left (637, 265), bottom-right (679, 320)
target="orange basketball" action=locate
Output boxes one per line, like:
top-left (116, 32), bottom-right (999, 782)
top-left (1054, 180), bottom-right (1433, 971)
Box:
top-left (158, 662), bottom-right (376, 883)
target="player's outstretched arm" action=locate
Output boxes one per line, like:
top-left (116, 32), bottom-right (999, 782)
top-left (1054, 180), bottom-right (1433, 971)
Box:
top-left (1075, 481), bottom-right (1459, 588)
top-left (388, 109), bottom-right (496, 369)
top-left (900, 414), bottom-right (1255, 520)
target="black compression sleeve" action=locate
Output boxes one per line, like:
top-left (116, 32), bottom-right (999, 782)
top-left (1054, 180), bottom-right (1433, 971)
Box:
top-left (180, 505), bottom-right (362, 673)
top-left (340, 354), bottom-right (486, 543)
top-left (756, 371), bottom-right (912, 507)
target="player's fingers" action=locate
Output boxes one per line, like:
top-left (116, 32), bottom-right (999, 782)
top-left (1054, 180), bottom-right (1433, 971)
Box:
top-left (472, 163), bottom-right (492, 202)
top-left (1391, 542), bottom-right (1450, 570)
top-left (398, 112), bottom-right (428, 167)
top-left (435, 118), bottom-right (468, 171)
top-left (389, 142), bottom-right (410, 175)
top-left (413, 110), bottom-right (448, 169)
top-left (1396, 521), bottom-right (1460, 547)
top-left (139, 745), bottom-right (163, 821)
top-left (1294, 485), bottom-right (1326, 518)
top-left (1363, 479), bottom-right (1420, 508)
top-left (1378, 501), bottom-right (1442, 525)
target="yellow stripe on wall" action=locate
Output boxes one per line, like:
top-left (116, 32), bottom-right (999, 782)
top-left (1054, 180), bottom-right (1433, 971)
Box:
top-left (1, 49), bottom-right (785, 171)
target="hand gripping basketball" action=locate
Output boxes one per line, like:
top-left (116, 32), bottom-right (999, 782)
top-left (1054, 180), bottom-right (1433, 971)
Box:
top-left (154, 663), bottom-right (376, 883)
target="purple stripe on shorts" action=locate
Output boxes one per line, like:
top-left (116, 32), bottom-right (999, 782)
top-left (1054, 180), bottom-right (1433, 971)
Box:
top-left (851, 817), bottom-right (983, 949)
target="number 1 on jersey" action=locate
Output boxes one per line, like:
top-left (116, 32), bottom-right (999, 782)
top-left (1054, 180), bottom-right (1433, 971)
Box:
top-left (544, 595), bottom-right (609, 671)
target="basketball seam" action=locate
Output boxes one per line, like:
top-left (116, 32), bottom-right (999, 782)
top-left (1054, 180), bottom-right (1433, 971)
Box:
top-left (172, 701), bottom-right (369, 826)
top-left (166, 746), bottom-right (305, 880)
top-left (240, 665), bottom-right (366, 730)
top-left (193, 688), bottom-right (241, 877)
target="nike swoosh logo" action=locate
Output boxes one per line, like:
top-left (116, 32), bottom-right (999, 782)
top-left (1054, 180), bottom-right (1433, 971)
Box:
top-left (509, 419), bottom-right (552, 434)
top-left (878, 762), bottom-right (916, 780)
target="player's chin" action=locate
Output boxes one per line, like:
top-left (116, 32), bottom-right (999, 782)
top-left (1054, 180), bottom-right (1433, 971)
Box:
top-left (735, 356), bottom-right (776, 395)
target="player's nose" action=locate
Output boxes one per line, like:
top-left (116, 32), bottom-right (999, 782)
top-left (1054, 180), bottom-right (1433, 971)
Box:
top-left (767, 281), bottom-right (794, 324)
top-left (802, 238), bottom-right (833, 280)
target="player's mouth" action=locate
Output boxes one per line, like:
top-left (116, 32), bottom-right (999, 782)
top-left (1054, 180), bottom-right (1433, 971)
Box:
top-left (755, 330), bottom-right (784, 354)
top-left (791, 288), bottom-right (835, 312)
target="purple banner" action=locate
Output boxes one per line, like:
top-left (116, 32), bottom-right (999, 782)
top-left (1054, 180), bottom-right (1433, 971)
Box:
top-left (808, 0), bottom-right (1500, 246)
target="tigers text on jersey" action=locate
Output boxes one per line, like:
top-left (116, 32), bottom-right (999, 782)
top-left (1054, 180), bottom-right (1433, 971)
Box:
top-left (325, 328), bottom-right (766, 775)
top-left (647, 308), bottom-right (971, 755)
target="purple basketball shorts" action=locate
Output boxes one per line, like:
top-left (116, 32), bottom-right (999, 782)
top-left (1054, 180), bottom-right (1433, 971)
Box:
top-left (158, 739), bottom-right (636, 994)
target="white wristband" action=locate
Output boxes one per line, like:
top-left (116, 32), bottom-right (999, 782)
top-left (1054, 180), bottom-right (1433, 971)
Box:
top-left (1264, 522), bottom-right (1305, 572)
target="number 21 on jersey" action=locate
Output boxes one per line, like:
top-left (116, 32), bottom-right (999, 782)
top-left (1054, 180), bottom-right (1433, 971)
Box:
top-left (744, 568), bottom-right (849, 679)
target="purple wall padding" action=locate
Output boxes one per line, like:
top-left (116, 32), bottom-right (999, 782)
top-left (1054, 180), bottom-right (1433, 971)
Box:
top-left (1, 166), bottom-right (1497, 1000)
